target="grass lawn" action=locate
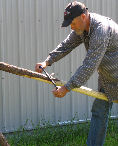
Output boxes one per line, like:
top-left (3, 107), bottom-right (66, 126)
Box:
top-left (6, 119), bottom-right (118, 146)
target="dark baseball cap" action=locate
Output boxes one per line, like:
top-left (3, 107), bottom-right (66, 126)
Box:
top-left (61, 1), bottom-right (88, 27)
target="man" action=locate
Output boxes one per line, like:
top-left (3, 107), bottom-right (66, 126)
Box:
top-left (35, 1), bottom-right (118, 145)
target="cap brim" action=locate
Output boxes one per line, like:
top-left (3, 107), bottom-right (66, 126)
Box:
top-left (61, 19), bottom-right (72, 27)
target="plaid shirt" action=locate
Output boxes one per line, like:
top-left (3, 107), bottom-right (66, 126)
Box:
top-left (45, 13), bottom-right (118, 101)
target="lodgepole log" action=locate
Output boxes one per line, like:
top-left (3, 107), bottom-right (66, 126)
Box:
top-left (0, 62), bottom-right (118, 103)
top-left (0, 133), bottom-right (10, 146)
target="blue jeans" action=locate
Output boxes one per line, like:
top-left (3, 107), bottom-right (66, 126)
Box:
top-left (87, 89), bottom-right (113, 146)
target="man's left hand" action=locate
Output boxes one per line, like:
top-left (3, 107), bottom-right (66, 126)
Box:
top-left (52, 86), bottom-right (69, 98)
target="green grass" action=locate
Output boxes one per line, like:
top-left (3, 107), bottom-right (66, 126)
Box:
top-left (6, 119), bottom-right (118, 146)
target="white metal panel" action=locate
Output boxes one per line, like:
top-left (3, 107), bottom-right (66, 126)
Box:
top-left (0, 0), bottom-right (118, 132)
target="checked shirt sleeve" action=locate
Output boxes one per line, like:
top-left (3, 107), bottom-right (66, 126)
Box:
top-left (65, 27), bottom-right (110, 91)
top-left (45, 31), bottom-right (83, 66)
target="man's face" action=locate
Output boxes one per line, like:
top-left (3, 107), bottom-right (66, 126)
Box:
top-left (70, 15), bottom-right (85, 35)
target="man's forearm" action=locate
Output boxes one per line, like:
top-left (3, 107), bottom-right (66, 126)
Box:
top-left (44, 31), bottom-right (83, 66)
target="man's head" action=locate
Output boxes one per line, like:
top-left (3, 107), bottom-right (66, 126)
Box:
top-left (62, 1), bottom-right (89, 35)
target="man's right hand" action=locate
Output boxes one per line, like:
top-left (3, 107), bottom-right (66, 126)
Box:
top-left (35, 61), bottom-right (47, 73)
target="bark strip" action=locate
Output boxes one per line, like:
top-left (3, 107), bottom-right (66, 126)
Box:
top-left (0, 133), bottom-right (10, 146)
top-left (0, 62), bottom-right (59, 83)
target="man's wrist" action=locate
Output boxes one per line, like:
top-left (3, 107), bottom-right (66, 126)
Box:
top-left (44, 56), bottom-right (53, 66)
top-left (45, 61), bottom-right (49, 67)
top-left (64, 85), bottom-right (70, 92)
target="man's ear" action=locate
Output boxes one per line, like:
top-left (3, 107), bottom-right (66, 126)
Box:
top-left (81, 13), bottom-right (86, 21)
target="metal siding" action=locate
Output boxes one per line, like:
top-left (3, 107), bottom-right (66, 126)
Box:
top-left (0, 0), bottom-right (117, 132)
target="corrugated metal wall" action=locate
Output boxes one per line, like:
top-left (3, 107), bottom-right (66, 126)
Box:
top-left (0, 0), bottom-right (118, 132)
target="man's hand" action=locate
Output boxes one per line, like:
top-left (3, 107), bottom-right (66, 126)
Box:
top-left (52, 86), bottom-right (69, 98)
top-left (35, 61), bottom-right (48, 73)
